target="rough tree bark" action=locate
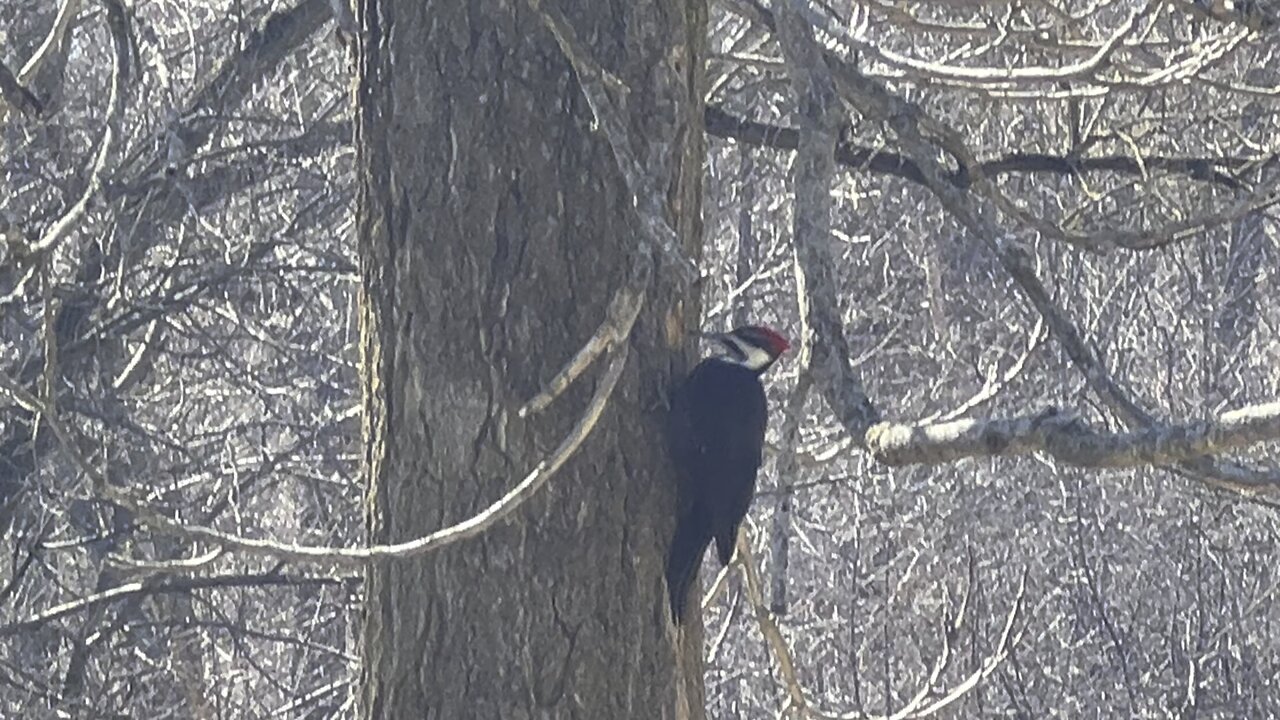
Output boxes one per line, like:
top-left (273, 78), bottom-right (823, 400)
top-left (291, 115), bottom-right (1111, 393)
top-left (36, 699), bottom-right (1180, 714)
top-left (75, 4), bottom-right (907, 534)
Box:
top-left (355, 1), bottom-right (706, 718)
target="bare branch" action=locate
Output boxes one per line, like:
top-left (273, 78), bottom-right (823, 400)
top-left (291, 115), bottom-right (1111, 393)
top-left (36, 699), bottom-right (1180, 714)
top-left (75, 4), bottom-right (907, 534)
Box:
top-left (0, 570), bottom-right (352, 639)
top-left (919, 316), bottom-right (1046, 425)
top-left (737, 525), bottom-right (1026, 720)
top-left (845, 5), bottom-right (1146, 86)
top-left (769, 250), bottom-right (815, 615)
top-left (145, 0), bottom-right (335, 175)
top-left (107, 547), bottom-right (224, 574)
top-left (775, 1), bottom-right (881, 444)
top-left (524, 0), bottom-right (697, 283)
top-left (905, 572), bottom-right (1026, 718)
top-left (795, 1), bottom-right (1280, 253)
top-left (704, 105), bottom-right (1255, 192)
top-left (17, 0), bottom-right (81, 85)
top-left (22, 0), bottom-right (130, 258)
top-left (869, 401), bottom-right (1280, 471)
top-left (0, 59), bottom-right (42, 118)
top-left (519, 261), bottom-right (648, 417)
top-left (773, 0), bottom-right (1280, 495)
top-left (737, 531), bottom-right (808, 713)
top-left (701, 561), bottom-right (735, 612)
top-left (0, 340), bottom-right (634, 566)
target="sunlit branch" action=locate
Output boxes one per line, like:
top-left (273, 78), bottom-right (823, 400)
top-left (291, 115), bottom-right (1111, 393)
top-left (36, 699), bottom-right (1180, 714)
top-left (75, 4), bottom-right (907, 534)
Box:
top-left (776, 2), bottom-right (881, 444)
top-left (23, 0), bottom-right (130, 258)
top-left (0, 570), bottom-right (352, 639)
top-left (524, 0), bottom-right (697, 283)
top-left (519, 262), bottom-right (648, 417)
top-left (777, 0), bottom-right (1280, 496)
top-left (0, 342), bottom-right (634, 566)
top-left (847, 4), bottom-right (1146, 86)
top-left (18, 0), bottom-right (81, 85)
top-left (919, 316), bottom-right (1046, 426)
top-left (869, 401), bottom-right (1280, 470)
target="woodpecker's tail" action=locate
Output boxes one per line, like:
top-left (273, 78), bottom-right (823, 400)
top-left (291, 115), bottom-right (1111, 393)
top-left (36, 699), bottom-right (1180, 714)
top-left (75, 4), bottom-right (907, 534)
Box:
top-left (713, 518), bottom-right (741, 567)
top-left (665, 505), bottom-right (712, 624)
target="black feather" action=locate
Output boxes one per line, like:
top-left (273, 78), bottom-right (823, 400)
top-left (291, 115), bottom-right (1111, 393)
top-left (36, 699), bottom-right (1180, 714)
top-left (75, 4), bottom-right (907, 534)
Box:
top-left (665, 357), bottom-right (768, 624)
top-left (666, 502), bottom-right (713, 623)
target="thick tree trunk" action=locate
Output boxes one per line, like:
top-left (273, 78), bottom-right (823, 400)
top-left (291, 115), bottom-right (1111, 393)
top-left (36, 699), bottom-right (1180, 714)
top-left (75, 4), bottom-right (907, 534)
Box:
top-left (355, 1), bottom-right (706, 718)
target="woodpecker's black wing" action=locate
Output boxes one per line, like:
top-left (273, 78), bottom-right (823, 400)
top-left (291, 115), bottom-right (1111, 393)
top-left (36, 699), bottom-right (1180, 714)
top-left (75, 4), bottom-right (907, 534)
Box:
top-left (666, 367), bottom-right (711, 624)
top-left (665, 358), bottom-right (768, 622)
top-left (665, 502), bottom-right (712, 623)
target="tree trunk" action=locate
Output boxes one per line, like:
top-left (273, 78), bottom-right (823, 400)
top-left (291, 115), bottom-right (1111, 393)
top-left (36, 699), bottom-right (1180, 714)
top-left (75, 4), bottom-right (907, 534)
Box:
top-left (355, 1), bottom-right (707, 718)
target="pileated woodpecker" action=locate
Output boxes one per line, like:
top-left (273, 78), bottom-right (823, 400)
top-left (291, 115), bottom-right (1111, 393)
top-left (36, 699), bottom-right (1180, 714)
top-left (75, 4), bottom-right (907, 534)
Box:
top-left (665, 325), bottom-right (789, 624)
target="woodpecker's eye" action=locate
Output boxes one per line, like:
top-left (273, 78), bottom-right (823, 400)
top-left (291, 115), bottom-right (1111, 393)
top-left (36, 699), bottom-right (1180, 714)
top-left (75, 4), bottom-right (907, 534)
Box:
top-left (717, 336), bottom-right (749, 362)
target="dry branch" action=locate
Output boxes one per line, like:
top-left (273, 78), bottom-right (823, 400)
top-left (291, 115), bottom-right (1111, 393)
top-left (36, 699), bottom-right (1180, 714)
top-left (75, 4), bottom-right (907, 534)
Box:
top-left (775, 2), bottom-right (881, 445)
top-left (0, 570), bottom-right (352, 639)
top-left (519, 262), bottom-right (649, 417)
top-left (525, 0), bottom-right (697, 283)
top-left (0, 59), bottom-right (42, 118)
top-left (769, 0), bottom-right (1280, 496)
top-left (736, 527), bottom-right (1026, 720)
top-left (845, 4), bottom-right (1146, 85)
top-left (869, 402), bottom-right (1280, 469)
top-left (737, 531), bottom-right (807, 713)
top-left (17, 0), bottom-right (81, 85)
top-left (789, 1), bottom-right (1280, 253)
top-left (22, 0), bottom-right (130, 258)
top-left (704, 105), bottom-right (1254, 191)
top-left (0, 342), bottom-right (633, 565)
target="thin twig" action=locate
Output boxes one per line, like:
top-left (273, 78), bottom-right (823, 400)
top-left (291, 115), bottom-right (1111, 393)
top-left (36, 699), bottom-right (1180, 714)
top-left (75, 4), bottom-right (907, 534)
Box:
top-left (0, 570), bottom-right (352, 638)
top-left (0, 344), bottom-right (633, 566)
top-left (524, 0), bottom-right (697, 283)
top-left (792, 0), bottom-right (1280, 495)
top-left (25, 0), bottom-right (130, 258)
top-left (738, 531), bottom-right (808, 713)
top-left (18, 0), bottom-right (82, 85)
top-left (519, 260), bottom-right (648, 417)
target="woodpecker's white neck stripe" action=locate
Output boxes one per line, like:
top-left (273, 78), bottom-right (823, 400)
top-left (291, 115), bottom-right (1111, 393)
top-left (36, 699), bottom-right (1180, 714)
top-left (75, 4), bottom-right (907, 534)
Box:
top-left (722, 335), bottom-right (775, 372)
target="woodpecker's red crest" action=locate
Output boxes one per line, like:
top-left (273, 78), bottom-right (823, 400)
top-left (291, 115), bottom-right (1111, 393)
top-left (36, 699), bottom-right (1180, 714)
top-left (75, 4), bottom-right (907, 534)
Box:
top-left (731, 326), bottom-right (789, 357)
top-left (705, 325), bottom-right (789, 372)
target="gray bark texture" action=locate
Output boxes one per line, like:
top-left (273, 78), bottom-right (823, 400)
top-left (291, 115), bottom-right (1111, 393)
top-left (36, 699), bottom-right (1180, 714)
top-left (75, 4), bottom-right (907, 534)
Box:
top-left (354, 1), bottom-right (707, 718)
